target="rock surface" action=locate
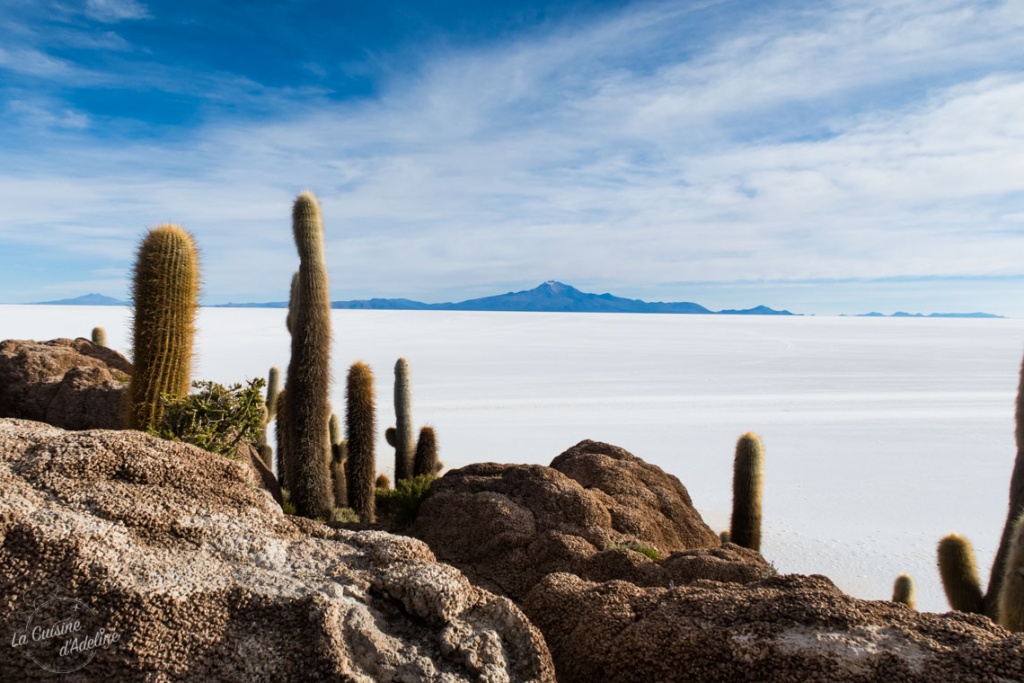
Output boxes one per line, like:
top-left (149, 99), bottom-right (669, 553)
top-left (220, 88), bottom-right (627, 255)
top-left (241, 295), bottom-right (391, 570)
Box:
top-left (409, 440), bottom-right (763, 601)
top-left (523, 572), bottom-right (1024, 683)
top-left (0, 419), bottom-right (554, 682)
top-left (0, 338), bottom-right (131, 430)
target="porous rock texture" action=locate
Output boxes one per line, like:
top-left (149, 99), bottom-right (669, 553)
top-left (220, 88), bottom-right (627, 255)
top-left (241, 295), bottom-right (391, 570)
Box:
top-left (0, 338), bottom-right (131, 430)
top-left (0, 419), bottom-right (554, 682)
top-left (409, 440), bottom-right (768, 601)
top-left (523, 572), bottom-right (1024, 683)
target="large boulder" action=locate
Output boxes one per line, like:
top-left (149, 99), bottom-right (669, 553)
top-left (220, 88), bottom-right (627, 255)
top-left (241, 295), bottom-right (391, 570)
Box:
top-left (523, 572), bottom-right (1024, 683)
top-left (0, 419), bottom-right (554, 682)
top-left (0, 338), bottom-right (131, 430)
top-left (409, 440), bottom-right (765, 601)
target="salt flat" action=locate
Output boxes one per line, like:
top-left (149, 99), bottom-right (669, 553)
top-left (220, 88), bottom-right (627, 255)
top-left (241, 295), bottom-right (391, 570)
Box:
top-left (3, 304), bottom-right (1022, 614)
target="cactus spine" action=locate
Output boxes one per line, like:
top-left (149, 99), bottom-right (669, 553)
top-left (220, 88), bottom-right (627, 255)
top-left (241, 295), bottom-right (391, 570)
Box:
top-left (329, 412), bottom-right (348, 508)
top-left (998, 514), bottom-right (1024, 631)
top-left (346, 361), bottom-right (376, 523)
top-left (91, 327), bottom-right (107, 347)
top-left (937, 534), bottom-right (985, 613)
top-left (730, 432), bottom-right (764, 551)
top-left (284, 192), bottom-right (334, 519)
top-left (413, 425), bottom-right (438, 477)
top-left (892, 574), bottom-right (916, 609)
top-left (393, 358), bottom-right (415, 482)
top-left (126, 224), bottom-right (200, 430)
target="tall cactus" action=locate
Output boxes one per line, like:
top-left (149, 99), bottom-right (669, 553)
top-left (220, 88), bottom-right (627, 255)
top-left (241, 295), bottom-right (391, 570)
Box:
top-left (329, 412), bottom-right (348, 508)
top-left (284, 192), bottom-right (334, 519)
top-left (939, 349), bottom-right (1024, 618)
top-left (394, 357), bottom-right (414, 481)
top-left (984, 350), bottom-right (1024, 619)
top-left (346, 361), bottom-right (376, 523)
top-left (999, 514), bottom-right (1024, 631)
top-left (413, 425), bottom-right (438, 477)
top-left (91, 326), bottom-right (107, 347)
top-left (126, 224), bottom-right (200, 430)
top-left (730, 432), bottom-right (764, 551)
top-left (937, 534), bottom-right (985, 613)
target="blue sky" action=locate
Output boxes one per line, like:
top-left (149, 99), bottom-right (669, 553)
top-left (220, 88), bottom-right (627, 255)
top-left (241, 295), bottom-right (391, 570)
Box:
top-left (2, 0), bottom-right (1024, 315)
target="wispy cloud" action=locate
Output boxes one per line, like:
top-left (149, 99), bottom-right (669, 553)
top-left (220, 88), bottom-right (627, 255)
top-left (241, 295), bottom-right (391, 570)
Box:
top-left (84, 0), bottom-right (149, 23)
top-left (1, 0), bottom-right (1023, 314)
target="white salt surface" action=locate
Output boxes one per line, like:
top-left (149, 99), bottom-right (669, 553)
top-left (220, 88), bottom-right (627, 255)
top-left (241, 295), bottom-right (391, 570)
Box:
top-left (4, 305), bottom-right (1023, 614)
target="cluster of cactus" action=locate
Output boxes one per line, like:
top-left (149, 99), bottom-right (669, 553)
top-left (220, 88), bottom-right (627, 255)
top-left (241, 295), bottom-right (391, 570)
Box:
top-left (729, 432), bottom-right (764, 551)
top-left (385, 358), bottom-right (440, 480)
top-left (125, 224), bottom-right (200, 430)
top-left (282, 192), bottom-right (334, 519)
top-left (935, 349), bottom-right (1024, 630)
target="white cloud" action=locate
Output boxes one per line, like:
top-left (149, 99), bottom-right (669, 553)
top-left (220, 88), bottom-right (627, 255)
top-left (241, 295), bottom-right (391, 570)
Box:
top-left (84, 0), bottom-right (149, 23)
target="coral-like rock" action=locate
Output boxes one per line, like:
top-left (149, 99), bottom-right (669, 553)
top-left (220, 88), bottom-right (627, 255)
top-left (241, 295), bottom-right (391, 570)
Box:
top-left (523, 572), bottom-right (1024, 683)
top-left (0, 338), bottom-right (131, 430)
top-left (409, 441), bottom-right (759, 601)
top-left (0, 419), bottom-right (554, 682)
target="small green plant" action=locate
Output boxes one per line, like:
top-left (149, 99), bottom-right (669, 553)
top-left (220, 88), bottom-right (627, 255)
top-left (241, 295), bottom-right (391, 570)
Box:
top-left (375, 474), bottom-right (435, 527)
top-left (147, 378), bottom-right (266, 458)
top-left (332, 507), bottom-right (360, 523)
top-left (606, 540), bottom-right (661, 562)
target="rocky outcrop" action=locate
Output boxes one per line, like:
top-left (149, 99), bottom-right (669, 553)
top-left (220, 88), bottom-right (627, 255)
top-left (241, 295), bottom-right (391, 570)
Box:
top-left (409, 441), bottom-right (763, 601)
top-left (0, 419), bottom-right (554, 682)
top-left (0, 338), bottom-right (131, 430)
top-left (522, 572), bottom-right (1024, 683)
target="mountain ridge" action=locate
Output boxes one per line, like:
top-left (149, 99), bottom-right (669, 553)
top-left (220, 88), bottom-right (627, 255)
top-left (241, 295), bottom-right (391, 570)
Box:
top-left (220, 281), bottom-right (792, 315)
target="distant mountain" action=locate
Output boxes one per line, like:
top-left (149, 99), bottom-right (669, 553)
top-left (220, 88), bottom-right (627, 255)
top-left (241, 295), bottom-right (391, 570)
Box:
top-left (432, 281), bottom-right (716, 313)
top-left (36, 293), bottom-right (128, 306)
top-left (856, 311), bottom-right (1003, 319)
top-left (213, 281), bottom-right (793, 315)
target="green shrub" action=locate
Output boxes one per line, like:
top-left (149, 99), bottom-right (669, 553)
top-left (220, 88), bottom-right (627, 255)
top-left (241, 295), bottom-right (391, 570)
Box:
top-left (375, 474), bottom-right (435, 527)
top-left (147, 378), bottom-right (266, 458)
top-left (332, 507), bottom-right (361, 523)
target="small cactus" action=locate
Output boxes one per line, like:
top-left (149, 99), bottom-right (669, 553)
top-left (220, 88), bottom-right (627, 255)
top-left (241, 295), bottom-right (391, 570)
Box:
top-left (126, 224), bottom-right (200, 430)
top-left (329, 412), bottom-right (348, 508)
top-left (346, 361), bottom-right (376, 523)
top-left (413, 425), bottom-right (438, 477)
top-left (91, 326), bottom-right (107, 347)
top-left (265, 366), bottom-right (281, 421)
top-left (730, 432), bottom-right (764, 551)
top-left (394, 358), bottom-right (414, 481)
top-left (376, 473), bottom-right (391, 490)
top-left (998, 514), bottom-right (1024, 631)
top-left (720, 530), bottom-right (731, 544)
top-left (285, 271), bottom-right (299, 335)
top-left (892, 574), bottom-right (916, 609)
top-left (274, 387), bottom-right (291, 489)
top-left (385, 426), bottom-right (396, 448)
top-left (937, 533), bottom-right (985, 613)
